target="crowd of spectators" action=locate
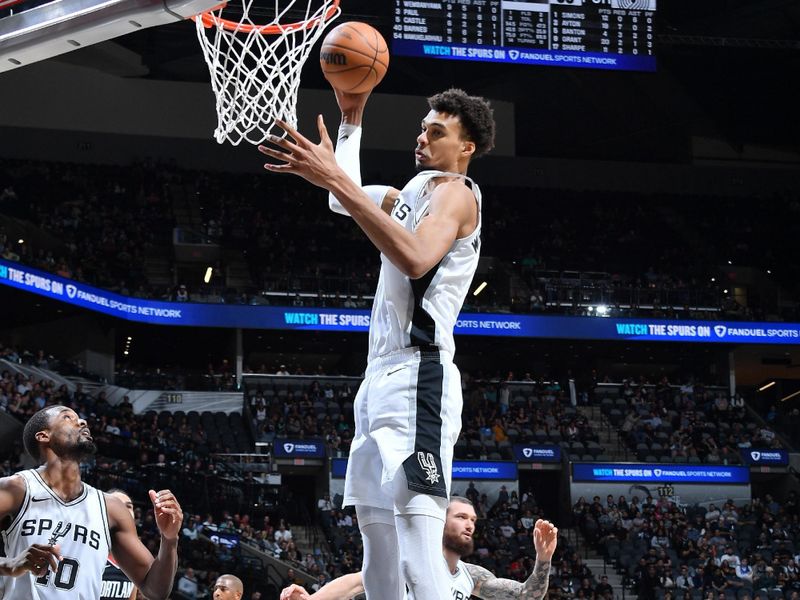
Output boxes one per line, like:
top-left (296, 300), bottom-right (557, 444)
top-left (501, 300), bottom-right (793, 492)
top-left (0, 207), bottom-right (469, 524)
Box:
top-left (574, 491), bottom-right (800, 600)
top-left (7, 338), bottom-right (800, 599)
top-left (245, 374), bottom-right (599, 460)
top-left (1, 159), bottom-right (176, 297)
top-left (597, 376), bottom-right (786, 464)
top-left (4, 158), bottom-right (798, 319)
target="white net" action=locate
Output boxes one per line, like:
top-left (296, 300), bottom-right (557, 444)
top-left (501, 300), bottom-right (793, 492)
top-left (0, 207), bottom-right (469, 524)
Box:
top-left (194, 0), bottom-right (341, 146)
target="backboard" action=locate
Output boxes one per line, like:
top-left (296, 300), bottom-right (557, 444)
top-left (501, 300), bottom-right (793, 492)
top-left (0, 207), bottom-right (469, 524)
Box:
top-left (0, 0), bottom-right (220, 73)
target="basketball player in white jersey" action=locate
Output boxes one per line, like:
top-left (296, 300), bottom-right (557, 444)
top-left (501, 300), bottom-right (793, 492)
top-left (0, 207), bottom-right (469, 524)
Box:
top-left (0, 406), bottom-right (183, 600)
top-left (279, 497), bottom-right (558, 600)
top-left (259, 87), bottom-right (495, 600)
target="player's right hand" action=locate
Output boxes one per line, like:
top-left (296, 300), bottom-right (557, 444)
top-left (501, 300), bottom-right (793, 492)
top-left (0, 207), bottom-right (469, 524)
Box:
top-left (280, 584), bottom-right (311, 600)
top-left (7, 543), bottom-right (61, 577)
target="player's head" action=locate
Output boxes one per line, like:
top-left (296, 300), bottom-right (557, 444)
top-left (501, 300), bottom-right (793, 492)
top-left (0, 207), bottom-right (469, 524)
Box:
top-left (23, 406), bottom-right (96, 464)
top-left (444, 496), bottom-right (477, 557)
top-left (213, 574), bottom-right (244, 600)
top-left (108, 489), bottom-right (135, 519)
top-left (416, 89), bottom-right (495, 173)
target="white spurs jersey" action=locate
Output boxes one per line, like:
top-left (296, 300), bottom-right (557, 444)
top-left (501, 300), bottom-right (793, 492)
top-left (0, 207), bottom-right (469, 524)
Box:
top-left (1, 469), bottom-right (112, 600)
top-left (400, 559), bottom-right (475, 600)
top-left (368, 170), bottom-right (482, 361)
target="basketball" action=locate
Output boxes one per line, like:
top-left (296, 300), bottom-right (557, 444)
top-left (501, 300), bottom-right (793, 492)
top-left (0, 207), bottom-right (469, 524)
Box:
top-left (320, 22), bottom-right (389, 94)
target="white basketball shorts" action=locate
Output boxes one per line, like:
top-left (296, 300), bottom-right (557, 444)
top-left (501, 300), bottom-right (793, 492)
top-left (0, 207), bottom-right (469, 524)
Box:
top-left (343, 346), bottom-right (463, 512)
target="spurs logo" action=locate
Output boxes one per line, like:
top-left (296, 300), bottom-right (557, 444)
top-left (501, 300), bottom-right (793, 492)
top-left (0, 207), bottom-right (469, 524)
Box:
top-left (417, 451), bottom-right (440, 485)
top-left (48, 521), bottom-right (72, 546)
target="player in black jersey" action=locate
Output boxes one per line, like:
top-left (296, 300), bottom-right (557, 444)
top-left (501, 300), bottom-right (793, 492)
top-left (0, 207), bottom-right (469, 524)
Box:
top-left (101, 490), bottom-right (137, 600)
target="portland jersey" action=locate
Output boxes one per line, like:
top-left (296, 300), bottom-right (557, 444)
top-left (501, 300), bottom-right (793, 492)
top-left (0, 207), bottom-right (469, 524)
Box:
top-left (100, 559), bottom-right (134, 600)
top-left (1, 469), bottom-right (112, 600)
top-left (369, 170), bottom-right (482, 361)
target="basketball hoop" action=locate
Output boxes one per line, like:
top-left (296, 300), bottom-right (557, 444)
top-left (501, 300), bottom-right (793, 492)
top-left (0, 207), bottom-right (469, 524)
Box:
top-left (193, 0), bottom-right (341, 146)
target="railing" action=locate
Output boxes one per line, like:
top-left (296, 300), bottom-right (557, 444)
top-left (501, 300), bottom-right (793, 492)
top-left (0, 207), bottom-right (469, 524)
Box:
top-left (539, 280), bottom-right (722, 312)
top-left (172, 227), bottom-right (219, 246)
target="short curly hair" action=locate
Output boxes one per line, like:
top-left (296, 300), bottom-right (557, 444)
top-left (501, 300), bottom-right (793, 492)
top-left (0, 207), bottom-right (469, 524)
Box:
top-left (427, 88), bottom-right (496, 159)
top-left (23, 406), bottom-right (55, 463)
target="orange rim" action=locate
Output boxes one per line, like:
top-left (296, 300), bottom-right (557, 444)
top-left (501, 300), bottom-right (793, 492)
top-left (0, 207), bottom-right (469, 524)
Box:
top-left (193, 0), bottom-right (340, 34)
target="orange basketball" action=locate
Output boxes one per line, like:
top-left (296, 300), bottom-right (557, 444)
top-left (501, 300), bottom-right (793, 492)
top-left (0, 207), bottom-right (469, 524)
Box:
top-left (320, 22), bottom-right (389, 94)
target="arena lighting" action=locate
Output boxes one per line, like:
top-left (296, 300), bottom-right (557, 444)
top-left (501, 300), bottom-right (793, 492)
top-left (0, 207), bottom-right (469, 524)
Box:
top-left (204, 266), bottom-right (213, 283)
top-left (759, 381), bottom-right (776, 392)
top-left (596, 305), bottom-right (609, 316)
top-left (780, 389), bottom-right (800, 402)
top-left (723, 289), bottom-right (729, 294)
top-left (17, 239), bottom-right (23, 244)
top-left (711, 277), bottom-right (716, 282)
top-left (472, 281), bottom-right (488, 296)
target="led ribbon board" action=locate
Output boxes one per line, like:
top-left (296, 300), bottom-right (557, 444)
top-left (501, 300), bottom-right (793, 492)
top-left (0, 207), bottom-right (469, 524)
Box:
top-left (2, 259), bottom-right (799, 343)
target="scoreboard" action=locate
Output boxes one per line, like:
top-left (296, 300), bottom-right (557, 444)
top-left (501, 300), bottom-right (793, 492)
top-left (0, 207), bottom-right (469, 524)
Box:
top-left (391, 0), bottom-right (657, 72)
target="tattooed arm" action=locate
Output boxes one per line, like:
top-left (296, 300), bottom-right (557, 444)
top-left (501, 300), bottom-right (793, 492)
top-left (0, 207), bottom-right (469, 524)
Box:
top-left (466, 559), bottom-right (552, 600)
top-left (467, 519), bottom-right (559, 600)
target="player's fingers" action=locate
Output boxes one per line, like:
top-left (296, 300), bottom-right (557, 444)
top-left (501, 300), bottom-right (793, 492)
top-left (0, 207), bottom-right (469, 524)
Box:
top-left (264, 162), bottom-right (296, 174)
top-left (44, 550), bottom-right (59, 572)
top-left (274, 119), bottom-right (307, 147)
top-left (258, 145), bottom-right (294, 164)
top-left (30, 547), bottom-right (58, 572)
top-left (154, 495), bottom-right (178, 507)
top-left (264, 133), bottom-right (298, 152)
top-left (317, 114), bottom-right (333, 148)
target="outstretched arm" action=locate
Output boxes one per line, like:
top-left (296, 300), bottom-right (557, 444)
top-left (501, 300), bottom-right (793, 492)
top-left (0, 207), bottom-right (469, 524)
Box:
top-left (467, 519), bottom-right (558, 600)
top-left (280, 573), bottom-right (364, 600)
top-left (326, 89), bottom-right (398, 217)
top-left (110, 490), bottom-right (183, 600)
top-left (259, 118), bottom-right (475, 279)
top-left (466, 561), bottom-right (550, 600)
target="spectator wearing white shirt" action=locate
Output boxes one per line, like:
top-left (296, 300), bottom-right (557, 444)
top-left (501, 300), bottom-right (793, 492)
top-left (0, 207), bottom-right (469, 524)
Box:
top-left (177, 567), bottom-right (199, 599)
top-left (274, 523), bottom-right (293, 543)
top-left (719, 545), bottom-right (740, 568)
top-left (317, 493), bottom-right (333, 511)
top-left (705, 504), bottom-right (721, 525)
top-left (676, 565), bottom-right (694, 589)
top-left (337, 512), bottom-right (353, 528)
top-left (736, 558), bottom-right (754, 583)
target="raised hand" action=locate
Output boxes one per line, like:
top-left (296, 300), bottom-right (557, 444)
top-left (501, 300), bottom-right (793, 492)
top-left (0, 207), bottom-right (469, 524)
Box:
top-left (258, 116), bottom-right (341, 190)
top-left (149, 489), bottom-right (183, 541)
top-left (280, 583), bottom-right (312, 600)
top-left (533, 519), bottom-right (558, 562)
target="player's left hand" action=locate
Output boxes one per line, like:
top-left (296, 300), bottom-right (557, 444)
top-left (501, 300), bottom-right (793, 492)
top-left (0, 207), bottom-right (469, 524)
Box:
top-left (280, 584), bottom-right (311, 600)
top-left (258, 116), bottom-right (340, 190)
top-left (149, 489), bottom-right (183, 541)
top-left (533, 519), bottom-right (558, 562)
